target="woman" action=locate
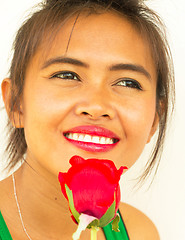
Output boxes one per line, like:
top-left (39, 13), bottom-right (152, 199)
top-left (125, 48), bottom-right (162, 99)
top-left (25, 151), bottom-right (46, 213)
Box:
top-left (0, 0), bottom-right (174, 239)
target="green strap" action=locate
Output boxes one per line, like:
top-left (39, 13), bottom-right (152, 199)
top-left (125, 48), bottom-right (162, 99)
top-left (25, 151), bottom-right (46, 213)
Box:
top-left (103, 210), bottom-right (129, 240)
top-left (0, 212), bottom-right (13, 240)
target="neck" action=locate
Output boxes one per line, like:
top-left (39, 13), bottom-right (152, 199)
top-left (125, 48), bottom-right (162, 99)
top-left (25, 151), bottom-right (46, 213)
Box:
top-left (14, 162), bottom-right (75, 239)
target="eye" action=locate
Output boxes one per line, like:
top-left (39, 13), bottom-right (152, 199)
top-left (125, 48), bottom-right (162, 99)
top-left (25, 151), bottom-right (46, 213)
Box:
top-left (50, 71), bottom-right (80, 81)
top-left (114, 78), bottom-right (142, 90)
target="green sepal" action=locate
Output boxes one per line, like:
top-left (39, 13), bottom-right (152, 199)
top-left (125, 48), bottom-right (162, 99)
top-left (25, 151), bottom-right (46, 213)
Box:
top-left (111, 213), bottom-right (120, 232)
top-left (99, 199), bottom-right (116, 227)
top-left (65, 184), bottom-right (80, 223)
top-left (87, 218), bottom-right (100, 229)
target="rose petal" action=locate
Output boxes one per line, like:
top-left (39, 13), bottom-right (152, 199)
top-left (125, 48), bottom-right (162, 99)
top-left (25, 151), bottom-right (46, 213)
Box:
top-left (70, 155), bottom-right (85, 166)
top-left (58, 155), bottom-right (127, 229)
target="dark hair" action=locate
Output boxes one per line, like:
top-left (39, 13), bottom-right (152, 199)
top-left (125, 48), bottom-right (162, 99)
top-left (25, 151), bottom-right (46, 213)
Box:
top-left (5, 0), bottom-right (175, 181)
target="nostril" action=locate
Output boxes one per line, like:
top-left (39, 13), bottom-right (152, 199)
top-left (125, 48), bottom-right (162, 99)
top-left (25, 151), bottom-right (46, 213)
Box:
top-left (81, 112), bottom-right (109, 118)
top-left (82, 112), bottom-right (90, 115)
top-left (102, 114), bottom-right (109, 117)
top-left (81, 112), bottom-right (110, 118)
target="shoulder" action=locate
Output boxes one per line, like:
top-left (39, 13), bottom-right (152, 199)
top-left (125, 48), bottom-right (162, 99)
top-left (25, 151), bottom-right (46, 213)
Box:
top-left (119, 202), bottom-right (160, 240)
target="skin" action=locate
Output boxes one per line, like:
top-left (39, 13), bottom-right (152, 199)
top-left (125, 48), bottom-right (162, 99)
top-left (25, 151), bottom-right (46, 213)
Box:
top-left (1, 12), bottom-right (160, 239)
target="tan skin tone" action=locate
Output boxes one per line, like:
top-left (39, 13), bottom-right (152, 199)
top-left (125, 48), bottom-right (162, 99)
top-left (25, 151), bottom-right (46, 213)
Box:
top-left (1, 12), bottom-right (160, 239)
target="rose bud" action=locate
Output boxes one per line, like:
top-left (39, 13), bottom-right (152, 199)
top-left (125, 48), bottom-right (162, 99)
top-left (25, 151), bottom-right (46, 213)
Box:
top-left (58, 155), bottom-right (127, 240)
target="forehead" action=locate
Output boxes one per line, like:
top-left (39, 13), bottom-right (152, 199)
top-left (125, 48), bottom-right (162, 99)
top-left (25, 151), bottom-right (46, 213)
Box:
top-left (30, 11), bottom-right (156, 78)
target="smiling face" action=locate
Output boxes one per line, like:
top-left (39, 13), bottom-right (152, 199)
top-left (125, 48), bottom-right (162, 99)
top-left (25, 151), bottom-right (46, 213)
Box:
top-left (16, 12), bottom-right (158, 176)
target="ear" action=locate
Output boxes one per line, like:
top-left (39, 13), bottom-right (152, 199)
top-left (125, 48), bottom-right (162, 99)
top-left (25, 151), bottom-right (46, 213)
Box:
top-left (1, 78), bottom-right (24, 128)
top-left (147, 112), bottom-right (159, 143)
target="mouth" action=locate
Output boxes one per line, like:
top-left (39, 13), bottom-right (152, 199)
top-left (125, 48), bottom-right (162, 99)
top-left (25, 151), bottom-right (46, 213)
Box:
top-left (63, 125), bottom-right (119, 152)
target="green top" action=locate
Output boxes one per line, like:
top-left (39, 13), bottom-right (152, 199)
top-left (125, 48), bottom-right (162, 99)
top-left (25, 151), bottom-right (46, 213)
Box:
top-left (0, 210), bottom-right (129, 240)
top-left (0, 212), bottom-right (12, 240)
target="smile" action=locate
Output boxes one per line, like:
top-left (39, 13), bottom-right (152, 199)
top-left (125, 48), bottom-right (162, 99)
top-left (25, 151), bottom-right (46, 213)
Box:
top-left (63, 125), bottom-right (119, 152)
top-left (65, 133), bottom-right (117, 144)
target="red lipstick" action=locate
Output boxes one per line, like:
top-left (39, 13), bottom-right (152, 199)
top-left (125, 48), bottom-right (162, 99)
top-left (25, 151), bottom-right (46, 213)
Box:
top-left (63, 125), bottom-right (119, 152)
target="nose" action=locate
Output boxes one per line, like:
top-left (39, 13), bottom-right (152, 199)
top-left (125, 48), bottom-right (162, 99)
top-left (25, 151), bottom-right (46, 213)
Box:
top-left (75, 90), bottom-right (115, 120)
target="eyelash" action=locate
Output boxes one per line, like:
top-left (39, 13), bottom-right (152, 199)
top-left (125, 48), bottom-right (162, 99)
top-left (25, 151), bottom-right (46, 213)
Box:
top-left (50, 71), bottom-right (142, 90)
top-left (50, 71), bottom-right (81, 81)
top-left (114, 78), bottom-right (143, 90)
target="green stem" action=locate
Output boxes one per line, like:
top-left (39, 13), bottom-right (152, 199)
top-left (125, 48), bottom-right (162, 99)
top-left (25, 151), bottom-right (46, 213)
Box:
top-left (91, 227), bottom-right (99, 240)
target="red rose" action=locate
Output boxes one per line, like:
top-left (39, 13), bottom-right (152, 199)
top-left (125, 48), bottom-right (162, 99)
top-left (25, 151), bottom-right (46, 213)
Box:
top-left (58, 155), bottom-right (127, 239)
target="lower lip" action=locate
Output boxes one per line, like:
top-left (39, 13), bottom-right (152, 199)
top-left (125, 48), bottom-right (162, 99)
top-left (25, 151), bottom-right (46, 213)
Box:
top-left (64, 137), bottom-right (118, 152)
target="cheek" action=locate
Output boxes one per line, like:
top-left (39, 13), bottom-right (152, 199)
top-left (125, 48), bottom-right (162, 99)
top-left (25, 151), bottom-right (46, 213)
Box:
top-left (119, 94), bottom-right (156, 129)
top-left (128, 104), bottom-right (155, 134)
top-left (21, 85), bottom-right (76, 173)
top-left (117, 96), bottom-right (156, 166)
top-left (21, 86), bottom-right (70, 154)
top-left (22, 83), bottom-right (75, 127)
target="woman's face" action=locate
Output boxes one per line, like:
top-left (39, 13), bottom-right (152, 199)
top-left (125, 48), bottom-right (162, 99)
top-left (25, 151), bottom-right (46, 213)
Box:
top-left (19, 12), bottom-right (158, 176)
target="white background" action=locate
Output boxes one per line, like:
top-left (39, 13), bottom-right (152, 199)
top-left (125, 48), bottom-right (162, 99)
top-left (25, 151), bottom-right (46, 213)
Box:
top-left (0, 0), bottom-right (185, 239)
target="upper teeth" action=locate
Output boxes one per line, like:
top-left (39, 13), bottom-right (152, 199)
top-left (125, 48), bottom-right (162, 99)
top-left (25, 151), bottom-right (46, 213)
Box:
top-left (65, 133), bottom-right (114, 144)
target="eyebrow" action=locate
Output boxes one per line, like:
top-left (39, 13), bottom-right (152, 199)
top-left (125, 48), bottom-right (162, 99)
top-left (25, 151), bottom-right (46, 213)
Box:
top-left (41, 57), bottom-right (89, 69)
top-left (109, 63), bottom-right (151, 80)
top-left (41, 56), bottom-right (151, 80)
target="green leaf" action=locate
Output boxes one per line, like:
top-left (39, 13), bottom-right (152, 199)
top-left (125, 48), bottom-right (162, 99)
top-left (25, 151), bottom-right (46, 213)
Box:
top-left (65, 184), bottom-right (80, 223)
top-left (99, 200), bottom-right (116, 227)
top-left (111, 213), bottom-right (120, 232)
